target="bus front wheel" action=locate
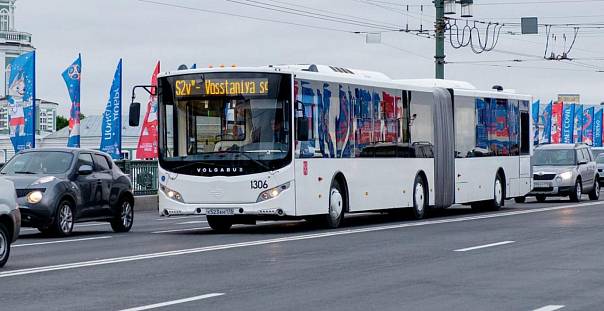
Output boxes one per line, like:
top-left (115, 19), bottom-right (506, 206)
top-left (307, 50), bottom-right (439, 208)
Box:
top-left (207, 216), bottom-right (233, 233)
top-left (321, 180), bottom-right (345, 229)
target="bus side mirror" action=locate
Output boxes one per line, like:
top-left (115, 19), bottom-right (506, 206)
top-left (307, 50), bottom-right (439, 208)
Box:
top-left (129, 102), bottom-right (141, 127)
top-left (296, 117), bottom-right (310, 141)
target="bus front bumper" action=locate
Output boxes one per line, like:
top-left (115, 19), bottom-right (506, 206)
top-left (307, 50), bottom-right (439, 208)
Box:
top-left (158, 187), bottom-right (295, 217)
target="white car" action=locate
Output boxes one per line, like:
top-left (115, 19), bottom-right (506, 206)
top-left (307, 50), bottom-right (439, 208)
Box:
top-left (0, 177), bottom-right (20, 268)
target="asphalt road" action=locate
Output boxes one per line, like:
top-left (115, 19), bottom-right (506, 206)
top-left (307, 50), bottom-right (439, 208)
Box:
top-left (1, 197), bottom-right (604, 311)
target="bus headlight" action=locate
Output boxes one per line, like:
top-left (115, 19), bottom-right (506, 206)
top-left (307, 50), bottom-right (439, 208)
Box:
top-left (26, 190), bottom-right (44, 204)
top-left (161, 185), bottom-right (184, 203)
top-left (257, 182), bottom-right (291, 202)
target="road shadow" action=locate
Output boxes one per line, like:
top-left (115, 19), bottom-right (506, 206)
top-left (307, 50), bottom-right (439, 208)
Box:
top-left (18, 230), bottom-right (111, 239)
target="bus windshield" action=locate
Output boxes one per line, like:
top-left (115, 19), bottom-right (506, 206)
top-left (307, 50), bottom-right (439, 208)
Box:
top-left (158, 72), bottom-right (292, 176)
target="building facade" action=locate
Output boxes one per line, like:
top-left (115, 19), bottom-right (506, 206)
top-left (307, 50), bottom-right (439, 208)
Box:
top-left (0, 0), bottom-right (33, 96)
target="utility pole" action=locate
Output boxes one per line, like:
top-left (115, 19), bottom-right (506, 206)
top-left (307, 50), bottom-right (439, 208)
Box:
top-left (435, 0), bottom-right (445, 79)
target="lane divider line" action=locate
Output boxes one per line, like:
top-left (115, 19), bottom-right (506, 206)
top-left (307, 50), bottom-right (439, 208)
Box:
top-left (151, 227), bottom-right (211, 234)
top-left (454, 241), bottom-right (515, 252)
top-left (532, 305), bottom-right (565, 311)
top-left (1, 201), bottom-right (601, 278)
top-left (13, 236), bottom-right (113, 248)
top-left (118, 293), bottom-right (224, 311)
top-left (176, 220), bottom-right (208, 225)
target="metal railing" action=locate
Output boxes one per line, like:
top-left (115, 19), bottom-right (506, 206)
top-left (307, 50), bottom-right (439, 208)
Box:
top-left (0, 30), bottom-right (32, 43)
top-left (115, 160), bottom-right (158, 196)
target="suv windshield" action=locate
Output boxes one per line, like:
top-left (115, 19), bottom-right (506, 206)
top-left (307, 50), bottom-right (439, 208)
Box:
top-left (597, 156), bottom-right (604, 164)
top-left (533, 149), bottom-right (576, 166)
top-left (159, 72), bottom-right (292, 176)
top-left (1, 151), bottom-right (74, 175)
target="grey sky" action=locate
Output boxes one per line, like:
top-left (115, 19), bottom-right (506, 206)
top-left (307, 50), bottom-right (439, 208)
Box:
top-left (16, 0), bottom-right (604, 116)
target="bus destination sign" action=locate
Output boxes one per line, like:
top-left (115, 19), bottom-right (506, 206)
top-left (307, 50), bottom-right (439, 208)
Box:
top-left (175, 78), bottom-right (269, 97)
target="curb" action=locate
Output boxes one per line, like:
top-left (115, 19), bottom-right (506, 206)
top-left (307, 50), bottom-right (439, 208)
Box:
top-left (134, 195), bottom-right (159, 212)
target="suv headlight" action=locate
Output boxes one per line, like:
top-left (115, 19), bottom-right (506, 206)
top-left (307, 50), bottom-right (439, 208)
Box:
top-left (160, 185), bottom-right (184, 203)
top-left (257, 182), bottom-right (291, 202)
top-left (26, 190), bottom-right (43, 204)
top-left (559, 171), bottom-right (573, 180)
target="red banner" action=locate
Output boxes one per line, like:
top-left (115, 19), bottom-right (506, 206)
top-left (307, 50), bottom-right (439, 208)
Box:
top-left (135, 61), bottom-right (160, 159)
top-left (551, 101), bottom-right (563, 144)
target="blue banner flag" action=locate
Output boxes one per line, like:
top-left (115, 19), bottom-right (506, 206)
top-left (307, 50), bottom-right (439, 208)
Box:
top-left (573, 104), bottom-right (583, 143)
top-left (62, 54), bottom-right (82, 148)
top-left (532, 100), bottom-right (540, 145)
top-left (561, 103), bottom-right (575, 143)
top-left (6, 51), bottom-right (35, 152)
top-left (594, 108), bottom-right (603, 147)
top-left (541, 101), bottom-right (552, 144)
top-left (100, 59), bottom-right (122, 159)
top-left (583, 106), bottom-right (595, 145)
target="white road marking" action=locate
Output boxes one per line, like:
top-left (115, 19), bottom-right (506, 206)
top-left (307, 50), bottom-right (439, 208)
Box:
top-left (1, 201), bottom-right (601, 278)
top-left (176, 220), bottom-right (208, 225)
top-left (151, 227), bottom-right (210, 234)
top-left (454, 241), bottom-right (515, 252)
top-left (155, 215), bottom-right (206, 221)
top-left (20, 223), bottom-right (107, 234)
top-left (13, 236), bottom-right (113, 248)
top-left (118, 293), bottom-right (224, 311)
top-left (532, 305), bottom-right (565, 311)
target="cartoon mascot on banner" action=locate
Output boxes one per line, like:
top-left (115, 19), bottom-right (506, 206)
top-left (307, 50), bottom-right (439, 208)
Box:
top-left (7, 71), bottom-right (27, 139)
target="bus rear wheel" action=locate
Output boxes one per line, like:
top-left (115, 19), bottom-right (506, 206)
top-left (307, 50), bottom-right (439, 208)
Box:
top-left (411, 175), bottom-right (427, 220)
top-left (207, 216), bottom-right (233, 233)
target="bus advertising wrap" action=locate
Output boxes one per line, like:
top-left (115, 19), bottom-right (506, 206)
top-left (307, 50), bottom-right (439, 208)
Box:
top-left (62, 54), bottom-right (82, 148)
top-left (594, 108), bottom-right (603, 147)
top-left (561, 103), bottom-right (575, 143)
top-left (550, 101), bottom-right (563, 144)
top-left (6, 51), bottom-right (35, 152)
top-left (100, 59), bottom-right (122, 159)
top-left (583, 106), bottom-right (594, 145)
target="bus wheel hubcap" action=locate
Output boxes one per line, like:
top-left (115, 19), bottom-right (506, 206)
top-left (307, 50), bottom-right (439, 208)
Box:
top-left (330, 188), bottom-right (343, 220)
top-left (494, 179), bottom-right (502, 205)
top-left (415, 183), bottom-right (425, 213)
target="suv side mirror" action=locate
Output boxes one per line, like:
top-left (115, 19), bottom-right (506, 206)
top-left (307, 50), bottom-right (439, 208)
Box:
top-left (129, 102), bottom-right (141, 127)
top-left (78, 165), bottom-right (93, 175)
top-left (578, 160), bottom-right (588, 165)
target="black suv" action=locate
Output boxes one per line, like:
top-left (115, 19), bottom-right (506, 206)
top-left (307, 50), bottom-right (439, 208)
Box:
top-left (0, 148), bottom-right (134, 236)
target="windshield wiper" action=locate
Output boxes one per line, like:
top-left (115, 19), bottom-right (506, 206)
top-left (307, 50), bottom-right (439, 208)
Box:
top-left (218, 150), bottom-right (273, 171)
top-left (14, 171), bottom-right (37, 174)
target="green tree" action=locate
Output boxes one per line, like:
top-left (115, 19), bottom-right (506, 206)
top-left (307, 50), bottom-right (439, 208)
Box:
top-left (56, 113), bottom-right (86, 131)
top-left (56, 115), bottom-right (69, 131)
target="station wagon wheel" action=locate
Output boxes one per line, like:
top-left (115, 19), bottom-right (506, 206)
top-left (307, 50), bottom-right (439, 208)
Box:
top-left (111, 198), bottom-right (134, 233)
top-left (570, 179), bottom-right (582, 202)
top-left (588, 179), bottom-right (600, 201)
top-left (0, 223), bottom-right (10, 268)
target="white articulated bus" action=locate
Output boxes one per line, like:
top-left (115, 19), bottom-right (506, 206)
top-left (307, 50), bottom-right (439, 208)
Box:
top-left (129, 64), bottom-right (533, 232)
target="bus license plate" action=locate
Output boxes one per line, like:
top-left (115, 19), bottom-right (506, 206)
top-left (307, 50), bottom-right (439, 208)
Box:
top-left (206, 208), bottom-right (234, 216)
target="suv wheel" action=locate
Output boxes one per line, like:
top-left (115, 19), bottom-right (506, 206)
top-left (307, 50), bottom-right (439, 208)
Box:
top-left (589, 179), bottom-right (600, 201)
top-left (569, 179), bottom-right (582, 202)
top-left (111, 198), bottom-right (134, 233)
top-left (46, 200), bottom-right (75, 236)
